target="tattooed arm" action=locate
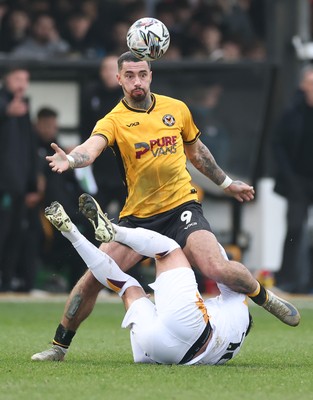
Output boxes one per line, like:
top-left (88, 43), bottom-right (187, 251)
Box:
top-left (184, 139), bottom-right (255, 202)
top-left (46, 135), bottom-right (107, 174)
top-left (184, 139), bottom-right (226, 185)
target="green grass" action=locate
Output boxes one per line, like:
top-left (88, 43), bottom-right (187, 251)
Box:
top-left (0, 297), bottom-right (312, 400)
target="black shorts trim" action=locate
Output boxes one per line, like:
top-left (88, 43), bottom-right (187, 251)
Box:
top-left (179, 320), bottom-right (212, 364)
top-left (119, 201), bottom-right (212, 248)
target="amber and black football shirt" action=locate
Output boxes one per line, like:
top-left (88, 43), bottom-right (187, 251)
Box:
top-left (91, 93), bottom-right (201, 218)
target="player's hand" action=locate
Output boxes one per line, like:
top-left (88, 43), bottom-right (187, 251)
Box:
top-left (224, 180), bottom-right (255, 202)
top-left (25, 192), bottom-right (42, 208)
top-left (46, 142), bottom-right (70, 174)
top-left (6, 95), bottom-right (28, 117)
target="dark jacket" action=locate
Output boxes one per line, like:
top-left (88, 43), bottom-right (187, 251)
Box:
top-left (0, 86), bottom-right (38, 196)
top-left (37, 135), bottom-right (83, 217)
top-left (80, 81), bottom-right (125, 191)
top-left (272, 89), bottom-right (313, 198)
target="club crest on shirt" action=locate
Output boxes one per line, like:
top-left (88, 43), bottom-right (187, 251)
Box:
top-left (162, 114), bottom-right (175, 126)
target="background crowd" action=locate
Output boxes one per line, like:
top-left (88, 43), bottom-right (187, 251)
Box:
top-left (0, 0), bottom-right (266, 62)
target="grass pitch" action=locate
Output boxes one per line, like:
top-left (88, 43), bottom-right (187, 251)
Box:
top-left (0, 295), bottom-right (312, 400)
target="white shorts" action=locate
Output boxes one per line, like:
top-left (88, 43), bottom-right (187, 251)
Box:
top-left (122, 267), bottom-right (208, 364)
top-left (122, 267), bottom-right (250, 365)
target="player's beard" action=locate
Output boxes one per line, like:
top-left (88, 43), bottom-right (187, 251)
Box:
top-left (122, 85), bottom-right (151, 110)
top-left (130, 87), bottom-right (147, 102)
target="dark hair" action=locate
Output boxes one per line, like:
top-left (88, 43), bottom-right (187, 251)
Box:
top-left (117, 51), bottom-right (151, 71)
top-left (2, 64), bottom-right (29, 77)
top-left (68, 10), bottom-right (91, 21)
top-left (37, 107), bottom-right (58, 119)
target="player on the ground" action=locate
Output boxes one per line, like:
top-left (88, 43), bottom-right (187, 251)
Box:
top-left (41, 195), bottom-right (253, 365)
top-left (32, 52), bottom-right (300, 362)
top-left (32, 194), bottom-right (300, 363)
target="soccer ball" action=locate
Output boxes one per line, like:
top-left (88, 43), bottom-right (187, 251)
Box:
top-left (126, 17), bottom-right (170, 61)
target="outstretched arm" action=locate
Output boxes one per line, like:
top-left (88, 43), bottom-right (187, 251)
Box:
top-left (184, 139), bottom-right (255, 202)
top-left (46, 135), bottom-right (108, 174)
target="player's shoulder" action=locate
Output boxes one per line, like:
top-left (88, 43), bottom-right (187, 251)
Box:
top-left (153, 93), bottom-right (188, 108)
top-left (110, 99), bottom-right (124, 113)
top-left (101, 100), bottom-right (124, 120)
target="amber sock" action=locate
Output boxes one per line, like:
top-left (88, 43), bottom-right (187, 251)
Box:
top-left (248, 281), bottom-right (268, 306)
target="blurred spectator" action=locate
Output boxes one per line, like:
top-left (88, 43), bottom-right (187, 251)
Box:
top-left (63, 11), bottom-right (97, 58)
top-left (192, 2), bottom-right (225, 28)
top-left (219, 37), bottom-right (244, 62)
top-left (162, 36), bottom-right (182, 60)
top-left (126, 0), bottom-right (147, 22)
top-left (100, 0), bottom-right (146, 23)
top-left (105, 20), bottom-right (130, 55)
top-left (0, 0), bottom-right (266, 62)
top-left (221, 0), bottom-right (257, 46)
top-left (11, 12), bottom-right (70, 58)
top-left (80, 54), bottom-right (126, 220)
top-left (0, 66), bottom-right (39, 292)
top-left (51, 0), bottom-right (76, 27)
top-left (29, 0), bottom-right (52, 14)
top-left (272, 65), bottom-right (313, 294)
top-left (155, 0), bottom-right (176, 31)
top-left (0, 8), bottom-right (30, 53)
top-left (190, 85), bottom-right (230, 167)
top-left (243, 38), bottom-right (266, 61)
top-left (244, 0), bottom-right (266, 41)
top-left (173, 0), bottom-right (195, 32)
top-left (80, 0), bottom-right (99, 23)
top-left (34, 106), bottom-right (95, 291)
top-left (0, 0), bottom-right (8, 30)
top-left (197, 23), bottom-right (223, 60)
top-left (155, 0), bottom-right (197, 59)
top-left (14, 171), bottom-right (44, 293)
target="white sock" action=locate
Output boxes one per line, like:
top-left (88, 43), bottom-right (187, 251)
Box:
top-left (113, 225), bottom-right (180, 258)
top-left (61, 224), bottom-right (84, 244)
top-left (62, 224), bottom-right (141, 297)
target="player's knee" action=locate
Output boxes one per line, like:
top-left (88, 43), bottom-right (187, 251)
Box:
top-left (78, 269), bottom-right (104, 294)
top-left (202, 258), bottom-right (230, 281)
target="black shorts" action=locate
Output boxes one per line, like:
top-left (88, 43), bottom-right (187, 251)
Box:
top-left (119, 201), bottom-right (212, 248)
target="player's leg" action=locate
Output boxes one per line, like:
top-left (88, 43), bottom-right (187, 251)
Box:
top-left (77, 202), bottom-right (179, 363)
top-left (79, 192), bottom-right (185, 261)
top-left (79, 194), bottom-right (213, 364)
top-left (31, 270), bottom-right (103, 361)
top-left (42, 198), bottom-right (198, 365)
top-left (79, 193), bottom-right (196, 280)
top-left (44, 201), bottom-right (145, 296)
top-left (185, 230), bottom-right (257, 292)
top-left (80, 193), bottom-right (300, 328)
top-left (122, 296), bottom-right (158, 364)
top-left (185, 229), bottom-right (300, 326)
top-left (167, 202), bottom-right (300, 327)
top-left (203, 247), bottom-right (251, 365)
top-left (31, 202), bottom-right (142, 361)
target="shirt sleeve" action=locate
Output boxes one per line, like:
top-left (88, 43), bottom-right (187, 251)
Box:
top-left (91, 115), bottom-right (116, 146)
top-left (179, 100), bottom-right (201, 144)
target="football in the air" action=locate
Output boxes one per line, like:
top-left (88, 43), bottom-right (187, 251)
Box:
top-left (126, 17), bottom-right (170, 61)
